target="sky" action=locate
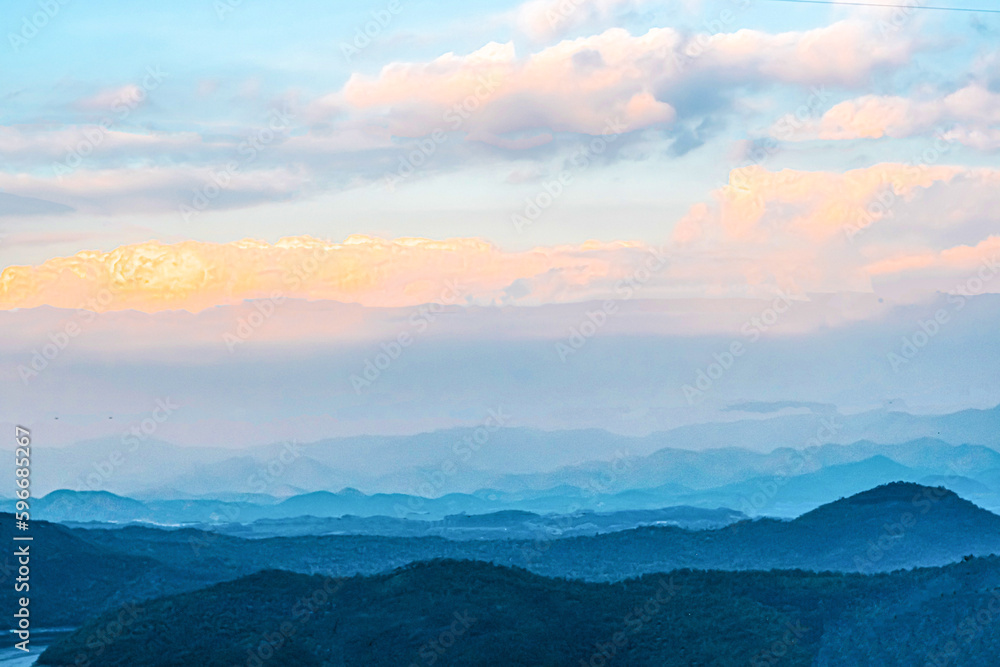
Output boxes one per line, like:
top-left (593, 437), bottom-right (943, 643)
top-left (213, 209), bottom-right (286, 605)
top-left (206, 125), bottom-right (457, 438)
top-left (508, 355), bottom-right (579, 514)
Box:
top-left (1, 0), bottom-right (999, 446)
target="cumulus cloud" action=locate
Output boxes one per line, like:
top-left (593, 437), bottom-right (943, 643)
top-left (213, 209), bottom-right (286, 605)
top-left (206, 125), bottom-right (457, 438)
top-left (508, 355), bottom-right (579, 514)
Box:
top-left (669, 163), bottom-right (1000, 296)
top-left (688, 21), bottom-right (912, 87)
top-left (329, 21), bottom-right (912, 140)
top-left (335, 37), bottom-right (673, 138)
top-left (699, 163), bottom-right (964, 242)
top-left (771, 83), bottom-right (1000, 149)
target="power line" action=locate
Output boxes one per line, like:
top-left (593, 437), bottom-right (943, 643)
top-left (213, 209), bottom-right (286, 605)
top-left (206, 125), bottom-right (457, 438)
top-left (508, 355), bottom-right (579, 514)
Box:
top-left (761, 0), bottom-right (1000, 13)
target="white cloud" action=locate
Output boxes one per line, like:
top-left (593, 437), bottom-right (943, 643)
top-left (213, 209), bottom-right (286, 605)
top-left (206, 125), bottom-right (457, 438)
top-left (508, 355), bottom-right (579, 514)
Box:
top-left (771, 83), bottom-right (1000, 149)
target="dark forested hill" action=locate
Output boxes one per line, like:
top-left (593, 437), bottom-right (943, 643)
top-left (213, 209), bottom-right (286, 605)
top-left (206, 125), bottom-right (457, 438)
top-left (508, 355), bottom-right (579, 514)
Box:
top-left (0, 514), bottom-right (215, 630)
top-left (39, 557), bottom-right (1000, 667)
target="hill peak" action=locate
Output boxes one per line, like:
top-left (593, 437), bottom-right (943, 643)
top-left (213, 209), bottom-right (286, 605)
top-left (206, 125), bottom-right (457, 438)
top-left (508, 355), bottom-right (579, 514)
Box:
top-left (845, 481), bottom-right (959, 505)
top-left (42, 489), bottom-right (126, 500)
top-left (794, 481), bottom-right (975, 525)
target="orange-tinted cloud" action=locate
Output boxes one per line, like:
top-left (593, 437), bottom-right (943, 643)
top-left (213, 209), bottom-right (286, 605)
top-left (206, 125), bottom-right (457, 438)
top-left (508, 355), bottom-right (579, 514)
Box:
top-left (772, 84), bottom-right (1000, 149)
top-left (665, 163), bottom-right (1000, 297)
top-left (866, 236), bottom-right (1000, 277)
top-left (0, 235), bottom-right (657, 313)
top-left (676, 163), bottom-right (964, 244)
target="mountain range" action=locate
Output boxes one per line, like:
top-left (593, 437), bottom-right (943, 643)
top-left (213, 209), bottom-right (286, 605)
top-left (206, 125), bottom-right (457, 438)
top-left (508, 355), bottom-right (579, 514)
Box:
top-left (16, 403), bottom-right (1000, 501)
top-left (8, 482), bottom-right (1000, 634)
top-left (20, 439), bottom-right (1000, 526)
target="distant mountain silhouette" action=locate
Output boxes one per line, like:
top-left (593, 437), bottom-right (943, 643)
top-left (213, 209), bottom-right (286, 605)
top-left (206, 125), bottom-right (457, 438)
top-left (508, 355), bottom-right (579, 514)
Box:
top-left (666, 455), bottom-right (926, 513)
top-left (24, 438), bottom-right (1000, 526)
top-left (21, 488), bottom-right (745, 531)
top-left (22, 403), bottom-right (1000, 499)
top-left (34, 489), bottom-right (153, 522)
top-left (501, 438), bottom-right (1000, 501)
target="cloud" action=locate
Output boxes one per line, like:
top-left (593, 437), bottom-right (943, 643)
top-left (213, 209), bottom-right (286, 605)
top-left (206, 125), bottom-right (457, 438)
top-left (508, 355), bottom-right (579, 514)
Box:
top-left (0, 21), bottom-right (918, 217)
top-left (703, 163), bottom-right (964, 243)
top-left (0, 124), bottom-right (205, 167)
top-left (675, 20), bottom-right (913, 87)
top-left (669, 163), bottom-right (1000, 296)
top-left (0, 230), bottom-right (105, 247)
top-left (866, 235), bottom-right (1000, 279)
top-left (0, 191), bottom-right (74, 217)
top-left (0, 235), bottom-right (671, 313)
top-left (515, 0), bottom-right (659, 41)
top-left (331, 21), bottom-right (913, 140)
top-left (0, 165), bottom-right (309, 216)
top-left (73, 85), bottom-right (146, 112)
top-left (863, 234), bottom-right (1000, 302)
top-left (670, 163), bottom-right (968, 253)
top-left (5, 159), bottom-right (997, 314)
top-left (336, 37), bottom-right (673, 138)
top-left (771, 83), bottom-right (1000, 149)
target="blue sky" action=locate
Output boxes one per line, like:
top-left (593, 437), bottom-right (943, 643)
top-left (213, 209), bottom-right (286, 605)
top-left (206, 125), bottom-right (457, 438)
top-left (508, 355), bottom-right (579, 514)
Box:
top-left (2, 0), bottom-right (998, 265)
